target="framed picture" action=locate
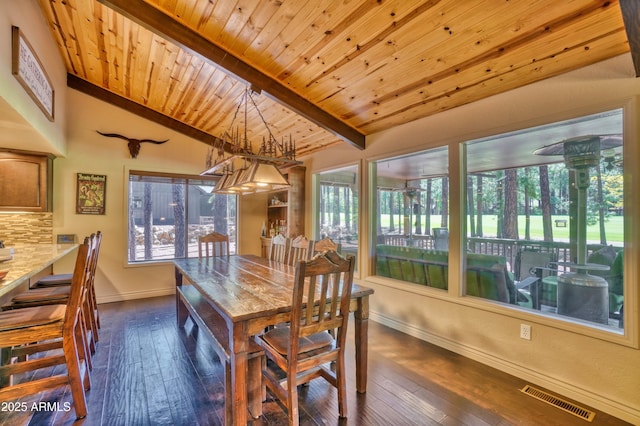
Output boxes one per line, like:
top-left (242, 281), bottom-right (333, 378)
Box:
top-left (11, 26), bottom-right (55, 121)
top-left (76, 173), bottom-right (106, 215)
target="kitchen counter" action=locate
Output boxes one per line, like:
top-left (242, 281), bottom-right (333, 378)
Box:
top-left (0, 243), bottom-right (79, 298)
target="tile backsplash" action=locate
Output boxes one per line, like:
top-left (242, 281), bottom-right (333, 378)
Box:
top-left (0, 213), bottom-right (53, 244)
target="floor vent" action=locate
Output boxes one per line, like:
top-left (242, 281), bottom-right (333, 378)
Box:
top-left (520, 385), bottom-right (596, 422)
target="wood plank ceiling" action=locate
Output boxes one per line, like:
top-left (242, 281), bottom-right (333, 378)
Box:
top-left (37, 0), bottom-right (632, 161)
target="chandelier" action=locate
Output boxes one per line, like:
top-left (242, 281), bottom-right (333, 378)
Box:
top-left (201, 85), bottom-right (302, 194)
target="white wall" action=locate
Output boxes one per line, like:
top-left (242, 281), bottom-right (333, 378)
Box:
top-left (307, 54), bottom-right (640, 424)
top-left (0, 0), bottom-right (67, 155)
top-left (52, 88), bottom-right (213, 302)
top-left (3, 2), bottom-right (638, 421)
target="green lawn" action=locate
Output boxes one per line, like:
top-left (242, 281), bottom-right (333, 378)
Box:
top-left (381, 214), bottom-right (624, 244)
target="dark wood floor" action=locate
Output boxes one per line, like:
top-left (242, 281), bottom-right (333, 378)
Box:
top-left (0, 295), bottom-right (631, 426)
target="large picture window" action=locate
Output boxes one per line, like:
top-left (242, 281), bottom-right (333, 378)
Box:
top-left (315, 165), bottom-right (359, 270)
top-left (463, 109), bottom-right (624, 331)
top-left (127, 171), bottom-right (237, 263)
top-left (373, 147), bottom-right (450, 289)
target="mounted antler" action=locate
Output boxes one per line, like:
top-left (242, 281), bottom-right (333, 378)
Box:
top-left (96, 131), bottom-right (168, 158)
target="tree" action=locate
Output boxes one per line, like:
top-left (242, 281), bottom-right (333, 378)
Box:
top-left (467, 176), bottom-right (475, 236)
top-left (344, 186), bottom-right (352, 233)
top-left (172, 184), bottom-right (185, 258)
top-left (213, 194), bottom-right (228, 234)
top-left (441, 177), bottom-right (449, 228)
top-left (539, 165), bottom-right (553, 241)
top-left (333, 186), bottom-right (341, 227)
top-left (503, 169), bottom-right (518, 239)
top-left (388, 191), bottom-right (395, 232)
top-left (128, 181), bottom-right (137, 261)
top-left (414, 190), bottom-right (423, 235)
top-left (143, 182), bottom-right (153, 260)
top-left (476, 175), bottom-right (484, 237)
top-left (425, 180), bottom-right (432, 235)
top-left (496, 171), bottom-right (504, 238)
top-left (521, 167), bottom-right (534, 240)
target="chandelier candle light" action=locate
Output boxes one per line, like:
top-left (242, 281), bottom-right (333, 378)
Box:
top-left (202, 85), bottom-right (302, 194)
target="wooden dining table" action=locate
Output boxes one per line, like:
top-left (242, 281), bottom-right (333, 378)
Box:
top-left (173, 254), bottom-right (374, 425)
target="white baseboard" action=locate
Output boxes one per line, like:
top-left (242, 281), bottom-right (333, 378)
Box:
top-left (369, 310), bottom-right (640, 425)
top-left (97, 287), bottom-right (175, 304)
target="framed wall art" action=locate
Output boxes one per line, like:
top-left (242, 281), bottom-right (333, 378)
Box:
top-left (11, 26), bottom-right (55, 121)
top-left (76, 173), bottom-right (106, 215)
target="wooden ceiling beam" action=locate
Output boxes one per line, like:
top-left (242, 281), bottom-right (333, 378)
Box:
top-left (97, 0), bottom-right (365, 150)
top-left (67, 74), bottom-right (237, 152)
top-left (620, 0), bottom-right (640, 77)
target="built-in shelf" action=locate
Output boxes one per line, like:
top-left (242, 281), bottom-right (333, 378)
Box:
top-left (264, 166), bottom-right (305, 248)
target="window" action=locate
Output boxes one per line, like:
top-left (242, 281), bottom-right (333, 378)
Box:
top-left (373, 147), bottom-right (450, 289)
top-left (127, 171), bottom-right (237, 263)
top-left (315, 165), bottom-right (359, 270)
top-left (463, 109), bottom-right (624, 332)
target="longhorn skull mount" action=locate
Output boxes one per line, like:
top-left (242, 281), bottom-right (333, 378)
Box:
top-left (96, 131), bottom-right (168, 158)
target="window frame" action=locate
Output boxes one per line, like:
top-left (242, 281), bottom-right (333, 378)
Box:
top-left (364, 100), bottom-right (638, 348)
top-left (125, 169), bottom-right (237, 265)
top-left (312, 162), bottom-right (361, 276)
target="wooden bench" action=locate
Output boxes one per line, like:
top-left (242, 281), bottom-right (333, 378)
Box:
top-left (176, 284), bottom-right (264, 424)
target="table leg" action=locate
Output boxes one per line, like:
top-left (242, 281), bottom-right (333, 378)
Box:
top-left (174, 267), bottom-right (188, 327)
top-left (230, 323), bottom-right (249, 426)
top-left (354, 295), bottom-right (369, 393)
top-left (247, 354), bottom-right (264, 418)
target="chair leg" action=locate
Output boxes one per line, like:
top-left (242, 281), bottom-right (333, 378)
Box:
top-left (287, 374), bottom-right (299, 426)
top-left (63, 329), bottom-right (89, 419)
top-left (83, 300), bottom-right (97, 354)
top-left (336, 358), bottom-right (347, 418)
top-left (89, 286), bottom-right (101, 334)
top-left (1, 347), bottom-right (11, 387)
top-left (75, 317), bottom-right (92, 373)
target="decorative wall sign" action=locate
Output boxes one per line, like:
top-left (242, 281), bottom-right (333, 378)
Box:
top-left (11, 26), bottom-right (55, 121)
top-left (76, 173), bottom-right (106, 215)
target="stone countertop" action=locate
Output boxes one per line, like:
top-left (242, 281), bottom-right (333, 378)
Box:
top-left (0, 243), bottom-right (79, 297)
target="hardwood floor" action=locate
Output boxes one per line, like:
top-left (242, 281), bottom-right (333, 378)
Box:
top-left (0, 295), bottom-right (631, 426)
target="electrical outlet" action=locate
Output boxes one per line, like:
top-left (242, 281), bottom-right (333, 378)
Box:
top-left (520, 324), bottom-right (531, 340)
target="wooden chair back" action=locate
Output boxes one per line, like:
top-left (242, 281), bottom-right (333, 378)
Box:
top-left (287, 235), bottom-right (314, 266)
top-left (254, 250), bottom-right (355, 424)
top-left (198, 232), bottom-right (230, 258)
top-left (83, 231), bottom-right (102, 351)
top-left (268, 233), bottom-right (289, 263)
top-left (313, 237), bottom-right (341, 254)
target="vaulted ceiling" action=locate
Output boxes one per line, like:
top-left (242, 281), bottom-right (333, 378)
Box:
top-left (37, 0), bottom-right (638, 160)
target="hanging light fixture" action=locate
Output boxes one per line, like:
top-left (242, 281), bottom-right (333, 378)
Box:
top-left (201, 85), bottom-right (302, 194)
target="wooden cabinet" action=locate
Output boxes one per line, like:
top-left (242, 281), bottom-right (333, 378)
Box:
top-left (266, 165), bottom-right (305, 238)
top-left (0, 151), bottom-right (53, 212)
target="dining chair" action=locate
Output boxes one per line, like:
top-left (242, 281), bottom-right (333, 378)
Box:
top-left (198, 231), bottom-right (230, 258)
top-left (253, 250), bottom-right (356, 426)
top-left (268, 233), bottom-right (290, 263)
top-left (287, 235), bottom-right (314, 266)
top-left (4, 232), bottom-right (103, 359)
top-left (313, 236), bottom-right (341, 255)
top-left (0, 236), bottom-right (93, 419)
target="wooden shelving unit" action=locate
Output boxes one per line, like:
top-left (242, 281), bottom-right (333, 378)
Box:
top-left (263, 166), bottom-right (305, 254)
